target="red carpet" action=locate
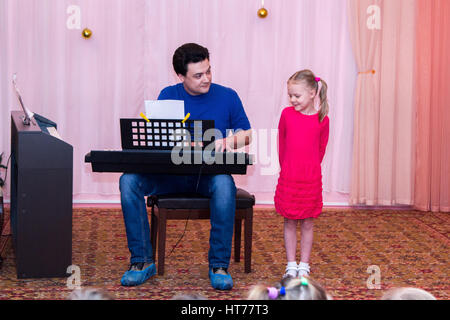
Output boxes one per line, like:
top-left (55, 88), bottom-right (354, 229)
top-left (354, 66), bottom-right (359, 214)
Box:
top-left (0, 208), bottom-right (448, 300)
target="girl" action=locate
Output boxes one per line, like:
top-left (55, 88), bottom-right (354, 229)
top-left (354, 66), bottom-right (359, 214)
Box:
top-left (275, 69), bottom-right (329, 278)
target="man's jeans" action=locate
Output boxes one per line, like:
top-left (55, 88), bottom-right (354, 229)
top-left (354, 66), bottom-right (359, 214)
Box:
top-left (119, 173), bottom-right (236, 269)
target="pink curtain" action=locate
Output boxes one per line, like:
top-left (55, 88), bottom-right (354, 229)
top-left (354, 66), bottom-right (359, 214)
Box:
top-left (1, 0), bottom-right (147, 202)
top-left (348, 0), bottom-right (416, 206)
top-left (414, 0), bottom-right (450, 212)
top-left (0, 0), bottom-right (357, 204)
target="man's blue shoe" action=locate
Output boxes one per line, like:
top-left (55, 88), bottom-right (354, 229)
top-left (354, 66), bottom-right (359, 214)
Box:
top-left (120, 262), bottom-right (156, 286)
top-left (209, 267), bottom-right (233, 290)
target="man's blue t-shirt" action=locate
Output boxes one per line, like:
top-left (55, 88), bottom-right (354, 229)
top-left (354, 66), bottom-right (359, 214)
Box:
top-left (157, 83), bottom-right (251, 139)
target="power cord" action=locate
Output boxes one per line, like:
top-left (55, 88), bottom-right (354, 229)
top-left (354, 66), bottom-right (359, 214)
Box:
top-left (0, 153), bottom-right (12, 268)
top-left (0, 153), bottom-right (11, 237)
top-left (0, 153), bottom-right (11, 184)
top-left (166, 160), bottom-right (204, 258)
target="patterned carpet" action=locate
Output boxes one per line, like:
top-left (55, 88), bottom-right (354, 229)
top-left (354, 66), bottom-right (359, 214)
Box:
top-left (0, 207), bottom-right (448, 300)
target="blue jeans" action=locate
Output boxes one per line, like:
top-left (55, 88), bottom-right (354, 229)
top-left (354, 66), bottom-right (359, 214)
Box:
top-left (119, 173), bottom-right (236, 269)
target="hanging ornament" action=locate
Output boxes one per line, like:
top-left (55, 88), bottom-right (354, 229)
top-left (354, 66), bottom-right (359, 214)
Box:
top-left (257, 0), bottom-right (268, 18)
top-left (82, 28), bottom-right (92, 39)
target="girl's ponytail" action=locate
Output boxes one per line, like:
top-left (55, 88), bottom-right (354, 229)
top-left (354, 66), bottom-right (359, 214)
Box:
top-left (317, 79), bottom-right (329, 122)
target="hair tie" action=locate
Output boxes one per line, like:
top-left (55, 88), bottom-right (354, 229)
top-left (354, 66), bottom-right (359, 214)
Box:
top-left (279, 286), bottom-right (286, 296)
top-left (315, 77), bottom-right (321, 82)
top-left (300, 277), bottom-right (309, 286)
top-left (267, 287), bottom-right (278, 299)
top-left (313, 80), bottom-right (323, 110)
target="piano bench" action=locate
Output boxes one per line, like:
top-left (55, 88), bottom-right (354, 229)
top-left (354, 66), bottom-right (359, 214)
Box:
top-left (146, 188), bottom-right (255, 276)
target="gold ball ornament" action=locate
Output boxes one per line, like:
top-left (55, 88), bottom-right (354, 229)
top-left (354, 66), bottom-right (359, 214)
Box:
top-left (82, 28), bottom-right (92, 39)
top-left (257, 7), bottom-right (268, 18)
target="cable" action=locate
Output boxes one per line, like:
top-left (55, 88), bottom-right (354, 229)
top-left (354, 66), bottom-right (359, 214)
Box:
top-left (167, 219), bottom-right (189, 258)
top-left (167, 158), bottom-right (204, 258)
top-left (0, 153), bottom-right (11, 239)
top-left (3, 153), bottom-right (11, 187)
top-left (0, 153), bottom-right (10, 185)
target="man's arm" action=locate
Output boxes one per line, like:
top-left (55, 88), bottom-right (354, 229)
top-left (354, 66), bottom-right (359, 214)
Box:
top-left (215, 129), bottom-right (252, 152)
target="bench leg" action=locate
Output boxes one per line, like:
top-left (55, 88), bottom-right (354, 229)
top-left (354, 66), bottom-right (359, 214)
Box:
top-left (157, 208), bottom-right (167, 275)
top-left (150, 206), bottom-right (158, 263)
top-left (234, 218), bottom-right (242, 262)
top-left (244, 208), bottom-right (253, 273)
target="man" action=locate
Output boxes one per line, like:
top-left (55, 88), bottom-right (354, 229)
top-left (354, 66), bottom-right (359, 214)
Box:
top-left (119, 43), bottom-right (252, 290)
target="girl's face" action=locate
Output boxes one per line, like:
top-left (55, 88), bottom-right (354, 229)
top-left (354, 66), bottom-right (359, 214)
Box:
top-left (287, 81), bottom-right (316, 113)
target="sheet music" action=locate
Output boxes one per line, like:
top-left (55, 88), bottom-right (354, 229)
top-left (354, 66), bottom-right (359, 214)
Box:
top-left (47, 127), bottom-right (62, 140)
top-left (144, 100), bottom-right (184, 120)
top-left (12, 73), bottom-right (35, 125)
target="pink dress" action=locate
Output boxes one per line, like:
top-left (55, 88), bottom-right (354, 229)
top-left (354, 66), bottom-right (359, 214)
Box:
top-left (274, 107), bottom-right (329, 220)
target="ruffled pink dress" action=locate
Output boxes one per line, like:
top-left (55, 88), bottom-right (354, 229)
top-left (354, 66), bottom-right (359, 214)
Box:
top-left (274, 107), bottom-right (329, 220)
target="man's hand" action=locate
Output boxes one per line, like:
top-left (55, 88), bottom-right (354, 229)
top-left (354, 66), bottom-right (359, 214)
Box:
top-left (215, 137), bottom-right (235, 152)
top-left (215, 129), bottom-right (252, 152)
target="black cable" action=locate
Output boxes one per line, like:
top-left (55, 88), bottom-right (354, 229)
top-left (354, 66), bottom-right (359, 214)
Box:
top-left (3, 153), bottom-right (11, 187)
top-left (167, 160), bottom-right (204, 258)
top-left (167, 219), bottom-right (189, 258)
top-left (0, 153), bottom-right (10, 183)
top-left (0, 153), bottom-right (11, 239)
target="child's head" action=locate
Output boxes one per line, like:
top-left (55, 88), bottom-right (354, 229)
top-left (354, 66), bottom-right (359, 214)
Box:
top-left (288, 69), bottom-right (329, 122)
top-left (247, 276), bottom-right (332, 300)
top-left (381, 287), bottom-right (436, 300)
top-left (67, 288), bottom-right (114, 300)
top-left (171, 292), bottom-right (208, 300)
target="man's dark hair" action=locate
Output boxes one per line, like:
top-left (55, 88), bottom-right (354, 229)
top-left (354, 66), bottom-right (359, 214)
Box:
top-left (172, 43), bottom-right (210, 76)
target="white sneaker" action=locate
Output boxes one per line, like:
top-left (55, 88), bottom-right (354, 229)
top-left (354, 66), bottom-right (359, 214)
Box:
top-left (297, 262), bottom-right (310, 277)
top-left (283, 265), bottom-right (298, 279)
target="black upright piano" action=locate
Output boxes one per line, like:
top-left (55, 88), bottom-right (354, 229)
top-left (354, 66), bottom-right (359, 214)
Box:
top-left (10, 111), bottom-right (72, 278)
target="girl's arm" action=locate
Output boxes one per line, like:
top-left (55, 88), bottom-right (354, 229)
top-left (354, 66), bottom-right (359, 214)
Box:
top-left (319, 116), bottom-right (329, 163)
top-left (278, 111), bottom-right (286, 165)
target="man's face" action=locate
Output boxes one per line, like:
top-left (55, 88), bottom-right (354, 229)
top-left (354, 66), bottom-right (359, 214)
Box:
top-left (178, 59), bottom-right (212, 96)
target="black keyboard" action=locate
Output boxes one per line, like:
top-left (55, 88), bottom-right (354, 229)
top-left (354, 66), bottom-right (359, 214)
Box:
top-left (85, 149), bottom-right (253, 175)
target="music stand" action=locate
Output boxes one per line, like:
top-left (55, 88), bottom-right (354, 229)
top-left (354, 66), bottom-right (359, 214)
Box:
top-left (120, 118), bottom-right (216, 150)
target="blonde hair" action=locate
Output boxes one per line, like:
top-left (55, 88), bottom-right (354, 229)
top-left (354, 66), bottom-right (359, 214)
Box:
top-left (171, 293), bottom-right (208, 300)
top-left (288, 69), bottom-right (329, 122)
top-left (381, 287), bottom-right (436, 300)
top-left (67, 288), bottom-right (114, 300)
top-left (247, 276), bottom-right (332, 300)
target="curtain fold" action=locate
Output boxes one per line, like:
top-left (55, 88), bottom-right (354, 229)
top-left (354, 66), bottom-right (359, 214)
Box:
top-left (414, 0), bottom-right (450, 212)
top-left (348, 0), bottom-right (416, 206)
top-left (347, 0), bottom-right (382, 205)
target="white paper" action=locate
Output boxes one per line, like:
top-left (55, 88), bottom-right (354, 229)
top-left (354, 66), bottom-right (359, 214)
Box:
top-left (47, 127), bottom-right (62, 140)
top-left (145, 100), bottom-right (185, 120)
top-left (12, 73), bottom-right (31, 116)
